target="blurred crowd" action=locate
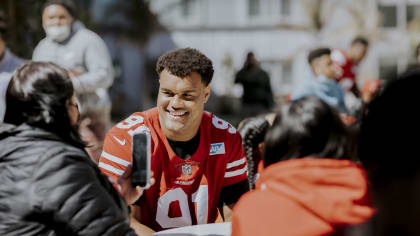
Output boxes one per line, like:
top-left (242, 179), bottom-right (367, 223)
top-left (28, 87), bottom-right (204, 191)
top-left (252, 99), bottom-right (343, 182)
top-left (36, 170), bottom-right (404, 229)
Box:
top-left (1, 0), bottom-right (420, 236)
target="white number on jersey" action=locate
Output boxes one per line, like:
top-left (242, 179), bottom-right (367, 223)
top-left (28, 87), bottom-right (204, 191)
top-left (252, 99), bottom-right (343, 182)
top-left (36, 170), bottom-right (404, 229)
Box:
top-left (155, 186), bottom-right (209, 228)
top-left (116, 115), bottom-right (144, 129)
top-left (212, 116), bottom-right (236, 134)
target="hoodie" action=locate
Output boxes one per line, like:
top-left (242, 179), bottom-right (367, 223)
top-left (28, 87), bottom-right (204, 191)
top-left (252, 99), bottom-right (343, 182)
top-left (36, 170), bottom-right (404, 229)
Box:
top-left (232, 158), bottom-right (375, 236)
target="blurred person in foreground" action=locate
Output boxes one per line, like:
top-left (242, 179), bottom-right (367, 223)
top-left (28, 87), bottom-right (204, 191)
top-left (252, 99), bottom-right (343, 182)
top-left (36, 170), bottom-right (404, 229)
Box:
top-left (232, 96), bottom-right (375, 236)
top-left (345, 71), bottom-right (420, 236)
top-left (235, 52), bottom-right (274, 117)
top-left (0, 62), bottom-right (144, 236)
top-left (99, 48), bottom-right (249, 233)
top-left (0, 9), bottom-right (25, 122)
top-left (331, 36), bottom-right (369, 97)
top-left (292, 48), bottom-right (348, 114)
top-left (33, 0), bottom-right (114, 163)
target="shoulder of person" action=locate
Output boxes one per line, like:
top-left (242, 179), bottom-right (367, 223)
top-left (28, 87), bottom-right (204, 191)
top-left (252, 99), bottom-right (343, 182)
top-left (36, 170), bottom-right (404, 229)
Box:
top-left (75, 28), bottom-right (105, 44)
top-left (331, 49), bottom-right (347, 66)
top-left (109, 110), bottom-right (153, 138)
top-left (206, 112), bottom-right (239, 138)
top-left (33, 37), bottom-right (53, 51)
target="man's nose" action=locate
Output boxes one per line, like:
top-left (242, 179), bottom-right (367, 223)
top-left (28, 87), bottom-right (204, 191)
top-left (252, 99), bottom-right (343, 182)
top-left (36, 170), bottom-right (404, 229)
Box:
top-left (170, 95), bottom-right (184, 108)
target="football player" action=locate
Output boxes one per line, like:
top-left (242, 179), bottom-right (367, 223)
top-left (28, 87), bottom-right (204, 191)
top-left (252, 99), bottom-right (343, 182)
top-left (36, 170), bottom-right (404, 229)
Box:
top-left (99, 48), bottom-right (249, 233)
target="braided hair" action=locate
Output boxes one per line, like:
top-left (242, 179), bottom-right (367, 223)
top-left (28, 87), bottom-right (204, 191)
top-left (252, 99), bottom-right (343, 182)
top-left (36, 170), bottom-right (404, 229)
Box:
top-left (238, 117), bottom-right (270, 189)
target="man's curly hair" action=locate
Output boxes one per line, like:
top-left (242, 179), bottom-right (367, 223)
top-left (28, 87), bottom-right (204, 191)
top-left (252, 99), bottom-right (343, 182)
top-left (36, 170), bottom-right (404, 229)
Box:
top-left (156, 48), bottom-right (214, 86)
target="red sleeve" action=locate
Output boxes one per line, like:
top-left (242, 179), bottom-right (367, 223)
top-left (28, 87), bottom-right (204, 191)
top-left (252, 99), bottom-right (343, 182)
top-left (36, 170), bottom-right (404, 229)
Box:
top-left (98, 113), bottom-right (148, 182)
top-left (223, 131), bottom-right (248, 187)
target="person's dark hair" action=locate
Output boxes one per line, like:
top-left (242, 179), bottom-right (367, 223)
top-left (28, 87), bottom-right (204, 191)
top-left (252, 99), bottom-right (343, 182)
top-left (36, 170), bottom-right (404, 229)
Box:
top-left (358, 70), bottom-right (420, 191)
top-left (351, 36), bottom-right (369, 47)
top-left (238, 117), bottom-right (270, 189)
top-left (4, 61), bottom-right (84, 149)
top-left (264, 96), bottom-right (350, 167)
top-left (42, 0), bottom-right (78, 18)
top-left (307, 47), bottom-right (331, 64)
top-left (156, 48), bottom-right (214, 86)
top-left (242, 51), bottom-right (258, 70)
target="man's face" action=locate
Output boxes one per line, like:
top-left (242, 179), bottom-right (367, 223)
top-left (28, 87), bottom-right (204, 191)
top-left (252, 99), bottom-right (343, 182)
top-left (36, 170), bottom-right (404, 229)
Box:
top-left (350, 43), bottom-right (368, 64)
top-left (42, 4), bottom-right (73, 29)
top-left (157, 69), bottom-right (210, 141)
top-left (312, 54), bottom-right (339, 80)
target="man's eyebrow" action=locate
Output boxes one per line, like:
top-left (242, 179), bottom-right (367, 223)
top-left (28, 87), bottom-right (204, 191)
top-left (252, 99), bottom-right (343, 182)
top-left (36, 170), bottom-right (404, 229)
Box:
top-left (182, 89), bottom-right (197, 93)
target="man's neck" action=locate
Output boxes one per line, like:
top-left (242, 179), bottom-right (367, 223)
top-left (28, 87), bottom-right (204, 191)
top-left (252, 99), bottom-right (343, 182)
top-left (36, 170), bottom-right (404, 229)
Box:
top-left (163, 125), bottom-right (200, 142)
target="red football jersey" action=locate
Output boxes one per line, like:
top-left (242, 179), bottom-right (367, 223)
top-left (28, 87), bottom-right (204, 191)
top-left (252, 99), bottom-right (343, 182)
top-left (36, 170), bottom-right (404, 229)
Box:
top-left (331, 49), bottom-right (358, 91)
top-left (99, 108), bottom-right (247, 231)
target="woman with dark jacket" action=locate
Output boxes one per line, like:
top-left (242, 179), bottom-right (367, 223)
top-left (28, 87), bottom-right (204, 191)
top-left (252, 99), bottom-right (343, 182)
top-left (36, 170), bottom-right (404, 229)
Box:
top-left (0, 62), bottom-right (138, 236)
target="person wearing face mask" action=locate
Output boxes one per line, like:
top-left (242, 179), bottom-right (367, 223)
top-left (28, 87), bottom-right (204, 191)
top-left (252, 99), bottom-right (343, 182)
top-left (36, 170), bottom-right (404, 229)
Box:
top-left (32, 0), bottom-right (114, 163)
top-left (291, 47), bottom-right (348, 114)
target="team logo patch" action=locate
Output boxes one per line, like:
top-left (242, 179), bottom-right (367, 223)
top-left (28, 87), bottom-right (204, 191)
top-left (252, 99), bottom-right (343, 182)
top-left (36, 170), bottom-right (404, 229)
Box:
top-left (181, 164), bottom-right (192, 176)
top-left (210, 142), bottom-right (225, 155)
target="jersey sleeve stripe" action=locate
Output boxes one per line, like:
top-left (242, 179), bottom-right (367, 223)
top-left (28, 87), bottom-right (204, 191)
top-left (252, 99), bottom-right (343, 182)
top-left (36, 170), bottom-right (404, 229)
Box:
top-left (101, 151), bottom-right (131, 166)
top-left (224, 165), bottom-right (247, 178)
top-left (98, 162), bottom-right (124, 176)
top-left (226, 157), bottom-right (246, 169)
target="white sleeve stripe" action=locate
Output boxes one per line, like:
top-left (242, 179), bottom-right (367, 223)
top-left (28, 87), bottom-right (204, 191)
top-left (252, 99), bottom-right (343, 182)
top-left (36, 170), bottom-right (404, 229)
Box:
top-left (98, 162), bottom-right (124, 176)
top-left (101, 151), bottom-right (130, 166)
top-left (224, 166), bottom-right (247, 178)
top-left (226, 157), bottom-right (246, 169)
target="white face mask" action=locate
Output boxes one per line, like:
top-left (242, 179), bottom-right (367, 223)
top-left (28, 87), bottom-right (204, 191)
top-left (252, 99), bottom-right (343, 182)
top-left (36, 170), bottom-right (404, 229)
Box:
top-left (45, 25), bottom-right (71, 42)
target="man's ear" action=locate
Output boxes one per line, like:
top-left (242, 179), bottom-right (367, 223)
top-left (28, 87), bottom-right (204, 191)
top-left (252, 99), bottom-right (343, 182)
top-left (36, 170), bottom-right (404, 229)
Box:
top-left (203, 84), bottom-right (211, 103)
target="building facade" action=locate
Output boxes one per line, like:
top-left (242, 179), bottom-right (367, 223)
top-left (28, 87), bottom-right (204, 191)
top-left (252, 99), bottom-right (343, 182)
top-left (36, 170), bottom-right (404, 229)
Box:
top-left (150, 0), bottom-right (420, 100)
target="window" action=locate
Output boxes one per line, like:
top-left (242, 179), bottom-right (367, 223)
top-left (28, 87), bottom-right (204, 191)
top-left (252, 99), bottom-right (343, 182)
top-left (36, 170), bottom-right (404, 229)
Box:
top-left (181, 0), bottom-right (193, 17)
top-left (248, 0), bottom-right (260, 16)
top-left (378, 5), bottom-right (397, 28)
top-left (407, 5), bottom-right (420, 31)
top-left (280, 0), bottom-right (291, 16)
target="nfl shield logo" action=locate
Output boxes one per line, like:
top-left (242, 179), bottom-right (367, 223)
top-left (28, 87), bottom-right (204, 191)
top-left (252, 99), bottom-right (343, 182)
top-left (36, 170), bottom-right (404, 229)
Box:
top-left (182, 164), bottom-right (192, 176)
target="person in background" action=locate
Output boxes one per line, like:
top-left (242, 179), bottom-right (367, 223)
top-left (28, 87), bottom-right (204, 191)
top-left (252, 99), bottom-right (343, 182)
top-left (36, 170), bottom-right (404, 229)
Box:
top-left (331, 36), bottom-right (369, 97)
top-left (32, 0), bottom-right (114, 163)
top-left (346, 70), bottom-right (420, 236)
top-left (0, 9), bottom-right (25, 122)
top-left (232, 96), bottom-right (374, 236)
top-left (291, 48), bottom-right (348, 114)
top-left (0, 62), bottom-right (142, 236)
top-left (99, 48), bottom-right (249, 234)
top-left (235, 52), bottom-right (274, 117)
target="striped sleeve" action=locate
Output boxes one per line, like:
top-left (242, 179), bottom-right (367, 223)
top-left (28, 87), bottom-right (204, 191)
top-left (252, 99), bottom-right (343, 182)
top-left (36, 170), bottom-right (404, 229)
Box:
top-left (223, 132), bottom-right (248, 186)
top-left (98, 128), bottom-right (132, 182)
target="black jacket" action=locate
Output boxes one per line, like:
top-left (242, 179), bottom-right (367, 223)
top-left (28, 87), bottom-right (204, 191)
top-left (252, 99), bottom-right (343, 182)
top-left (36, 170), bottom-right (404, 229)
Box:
top-left (0, 123), bottom-right (136, 236)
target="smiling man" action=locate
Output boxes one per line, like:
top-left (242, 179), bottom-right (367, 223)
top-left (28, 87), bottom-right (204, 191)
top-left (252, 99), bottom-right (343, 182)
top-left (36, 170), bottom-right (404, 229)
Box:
top-left (99, 48), bottom-right (249, 232)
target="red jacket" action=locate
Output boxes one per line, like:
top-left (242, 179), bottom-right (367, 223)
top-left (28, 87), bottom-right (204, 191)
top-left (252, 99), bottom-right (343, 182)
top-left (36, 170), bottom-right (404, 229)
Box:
top-left (232, 158), bottom-right (375, 236)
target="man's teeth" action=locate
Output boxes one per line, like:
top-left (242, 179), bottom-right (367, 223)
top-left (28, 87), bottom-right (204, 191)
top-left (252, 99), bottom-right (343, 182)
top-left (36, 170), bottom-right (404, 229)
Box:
top-left (169, 112), bottom-right (186, 116)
